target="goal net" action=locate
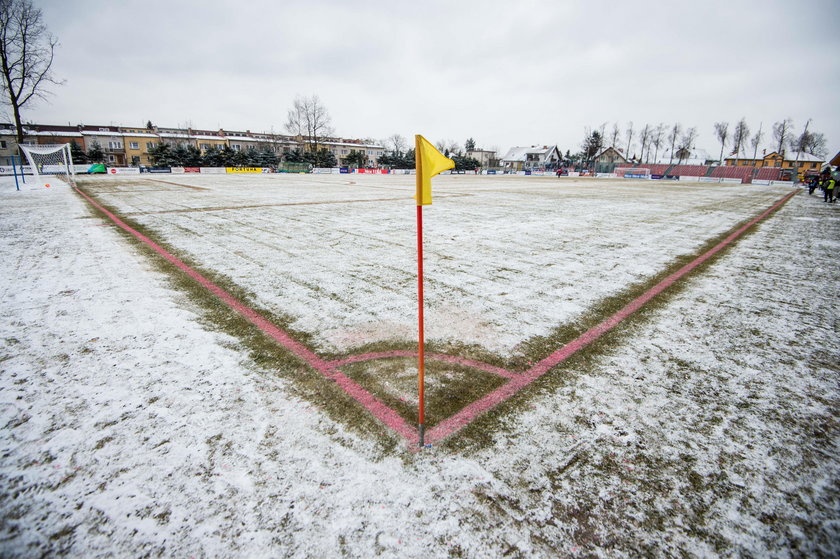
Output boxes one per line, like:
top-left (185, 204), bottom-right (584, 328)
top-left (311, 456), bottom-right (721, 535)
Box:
top-left (614, 167), bottom-right (651, 179)
top-left (19, 143), bottom-right (75, 187)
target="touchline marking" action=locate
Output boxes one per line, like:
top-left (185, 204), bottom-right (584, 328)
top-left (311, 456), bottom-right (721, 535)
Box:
top-left (76, 185), bottom-right (797, 448)
top-left (74, 186), bottom-right (416, 441)
top-left (424, 189), bottom-right (798, 445)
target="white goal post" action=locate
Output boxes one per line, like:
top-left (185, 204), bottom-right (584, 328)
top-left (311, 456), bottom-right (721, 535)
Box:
top-left (614, 167), bottom-right (651, 179)
top-left (19, 143), bottom-right (75, 187)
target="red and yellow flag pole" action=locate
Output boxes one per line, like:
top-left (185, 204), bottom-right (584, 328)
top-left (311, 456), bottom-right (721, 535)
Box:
top-left (414, 134), bottom-right (454, 448)
top-left (416, 135), bottom-right (426, 447)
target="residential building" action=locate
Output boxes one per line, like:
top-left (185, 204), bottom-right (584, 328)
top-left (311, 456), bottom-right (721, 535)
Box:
top-left (120, 126), bottom-right (160, 166)
top-left (500, 145), bottom-right (561, 171)
top-left (466, 148), bottom-right (498, 168)
top-left (81, 125), bottom-right (126, 166)
top-left (594, 146), bottom-right (628, 167)
top-left (724, 150), bottom-right (824, 171)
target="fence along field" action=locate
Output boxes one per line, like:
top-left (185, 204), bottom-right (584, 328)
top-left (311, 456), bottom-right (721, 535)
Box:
top-left (75, 172), bottom-right (797, 446)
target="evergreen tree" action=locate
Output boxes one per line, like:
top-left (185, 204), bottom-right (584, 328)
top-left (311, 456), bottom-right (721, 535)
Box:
top-left (183, 145), bottom-right (202, 166)
top-left (219, 145), bottom-right (236, 166)
top-left (451, 154), bottom-right (481, 171)
top-left (87, 140), bottom-right (104, 163)
top-left (284, 148), bottom-right (305, 163)
top-left (344, 150), bottom-right (367, 168)
top-left (257, 145), bottom-right (278, 167)
top-left (201, 145), bottom-right (223, 167)
top-left (230, 148), bottom-right (249, 167)
top-left (171, 144), bottom-right (190, 166)
top-left (464, 137), bottom-right (476, 152)
top-left (69, 140), bottom-right (87, 164)
top-left (243, 146), bottom-right (260, 166)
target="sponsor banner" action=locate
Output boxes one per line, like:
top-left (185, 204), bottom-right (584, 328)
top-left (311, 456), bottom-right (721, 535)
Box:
top-left (699, 177), bottom-right (722, 183)
top-left (142, 167), bottom-right (172, 174)
top-left (595, 173), bottom-right (616, 178)
top-left (200, 167), bottom-right (226, 174)
top-left (487, 169), bottom-right (497, 175)
top-left (354, 168), bottom-right (389, 174)
top-left (171, 167), bottom-right (185, 174)
top-left (651, 174), bottom-right (664, 180)
top-left (107, 167), bottom-right (140, 175)
top-left (679, 176), bottom-right (700, 182)
top-left (771, 180), bottom-right (793, 186)
top-left (184, 167), bottom-right (200, 173)
top-left (752, 179), bottom-right (771, 186)
top-left (313, 167), bottom-right (337, 174)
top-left (721, 178), bottom-right (742, 184)
top-left (567, 172), bottom-right (580, 177)
top-left (0, 165), bottom-right (30, 175)
top-left (226, 167), bottom-right (263, 173)
top-left (339, 166), bottom-right (350, 174)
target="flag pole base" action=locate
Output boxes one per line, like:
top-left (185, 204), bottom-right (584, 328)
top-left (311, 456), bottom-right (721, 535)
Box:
top-left (418, 423), bottom-right (425, 447)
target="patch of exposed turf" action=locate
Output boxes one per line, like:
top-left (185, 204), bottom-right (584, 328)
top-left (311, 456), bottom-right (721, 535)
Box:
top-left (339, 357), bottom-right (507, 428)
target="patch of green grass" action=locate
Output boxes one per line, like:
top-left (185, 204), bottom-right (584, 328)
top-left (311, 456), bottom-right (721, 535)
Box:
top-left (340, 357), bottom-right (507, 428)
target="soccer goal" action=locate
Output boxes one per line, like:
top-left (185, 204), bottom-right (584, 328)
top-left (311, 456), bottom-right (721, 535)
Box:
top-left (614, 167), bottom-right (651, 179)
top-left (19, 143), bottom-right (75, 187)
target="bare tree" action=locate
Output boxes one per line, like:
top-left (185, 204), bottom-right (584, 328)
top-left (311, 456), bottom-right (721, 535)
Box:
top-left (284, 94), bottom-right (334, 153)
top-left (798, 131), bottom-right (827, 158)
top-left (609, 123), bottom-right (620, 150)
top-left (731, 118), bottom-right (750, 163)
top-left (638, 124), bottom-right (651, 163)
top-left (772, 118), bottom-right (794, 155)
top-left (714, 121), bottom-right (729, 165)
top-left (0, 0), bottom-right (62, 146)
top-left (668, 123), bottom-right (682, 164)
top-left (624, 121), bottom-right (634, 161)
top-left (750, 122), bottom-right (764, 162)
top-left (386, 133), bottom-right (407, 156)
top-left (651, 123), bottom-right (665, 163)
top-left (676, 127), bottom-right (697, 164)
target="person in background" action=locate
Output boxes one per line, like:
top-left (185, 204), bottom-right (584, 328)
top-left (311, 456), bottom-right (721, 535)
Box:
top-left (824, 175), bottom-right (836, 203)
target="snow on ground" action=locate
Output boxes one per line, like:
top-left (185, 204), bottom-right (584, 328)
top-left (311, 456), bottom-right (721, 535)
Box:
top-left (82, 173), bottom-right (795, 357)
top-left (0, 175), bottom-right (838, 557)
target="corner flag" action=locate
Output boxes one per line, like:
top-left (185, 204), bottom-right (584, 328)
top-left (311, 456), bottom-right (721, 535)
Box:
top-left (415, 134), bottom-right (454, 448)
top-left (415, 135), bottom-right (454, 205)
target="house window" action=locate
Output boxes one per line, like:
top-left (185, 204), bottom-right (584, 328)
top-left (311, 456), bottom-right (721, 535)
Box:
top-left (0, 140), bottom-right (6, 149)
top-left (232, 144), bottom-right (241, 151)
top-left (108, 141), bottom-right (123, 149)
top-left (108, 154), bottom-right (115, 162)
top-left (146, 142), bottom-right (156, 150)
top-left (201, 144), bottom-right (210, 150)
top-left (129, 142), bottom-right (139, 149)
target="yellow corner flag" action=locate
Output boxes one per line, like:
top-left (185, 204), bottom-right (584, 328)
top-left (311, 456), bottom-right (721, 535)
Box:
top-left (415, 134), bottom-right (455, 205)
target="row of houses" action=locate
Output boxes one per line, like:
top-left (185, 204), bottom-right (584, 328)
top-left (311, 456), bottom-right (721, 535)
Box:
top-left (498, 144), bottom-right (826, 173)
top-left (0, 123), bottom-right (385, 167)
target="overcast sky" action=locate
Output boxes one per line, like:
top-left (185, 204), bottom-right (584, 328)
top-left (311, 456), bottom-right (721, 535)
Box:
top-left (17, 0), bottom-right (840, 157)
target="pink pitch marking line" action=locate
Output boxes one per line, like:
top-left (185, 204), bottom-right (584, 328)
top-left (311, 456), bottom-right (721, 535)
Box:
top-left (425, 190), bottom-right (799, 445)
top-left (74, 187), bottom-right (417, 441)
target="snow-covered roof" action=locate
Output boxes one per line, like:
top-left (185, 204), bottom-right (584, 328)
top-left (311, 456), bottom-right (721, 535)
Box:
top-left (500, 145), bottom-right (557, 162)
top-left (786, 151), bottom-right (823, 163)
top-left (120, 132), bottom-right (159, 138)
top-left (81, 130), bottom-right (123, 137)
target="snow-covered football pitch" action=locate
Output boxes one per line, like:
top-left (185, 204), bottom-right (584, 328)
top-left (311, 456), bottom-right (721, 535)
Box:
top-left (1, 173), bottom-right (838, 557)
